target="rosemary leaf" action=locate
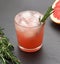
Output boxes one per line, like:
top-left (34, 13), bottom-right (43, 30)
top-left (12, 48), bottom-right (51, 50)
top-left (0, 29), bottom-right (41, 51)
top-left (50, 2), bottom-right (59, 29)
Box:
top-left (0, 28), bottom-right (21, 64)
top-left (40, 5), bottom-right (53, 23)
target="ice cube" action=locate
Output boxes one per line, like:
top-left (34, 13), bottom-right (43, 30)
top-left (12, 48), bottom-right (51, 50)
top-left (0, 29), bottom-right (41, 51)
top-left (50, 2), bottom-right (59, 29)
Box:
top-left (29, 16), bottom-right (40, 27)
top-left (22, 11), bottom-right (31, 19)
top-left (20, 20), bottom-right (28, 27)
top-left (34, 13), bottom-right (40, 18)
top-left (23, 26), bottom-right (41, 38)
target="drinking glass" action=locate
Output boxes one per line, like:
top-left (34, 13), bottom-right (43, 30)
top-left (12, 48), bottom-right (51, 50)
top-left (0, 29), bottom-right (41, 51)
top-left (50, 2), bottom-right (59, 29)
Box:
top-left (14, 11), bottom-right (45, 52)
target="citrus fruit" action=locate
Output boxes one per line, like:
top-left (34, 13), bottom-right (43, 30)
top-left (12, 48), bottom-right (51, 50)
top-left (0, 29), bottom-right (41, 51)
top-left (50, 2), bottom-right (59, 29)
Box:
top-left (50, 0), bottom-right (60, 24)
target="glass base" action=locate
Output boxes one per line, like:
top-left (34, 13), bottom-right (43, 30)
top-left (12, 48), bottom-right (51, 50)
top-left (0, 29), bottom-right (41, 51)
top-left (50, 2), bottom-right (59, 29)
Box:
top-left (18, 44), bottom-right (42, 52)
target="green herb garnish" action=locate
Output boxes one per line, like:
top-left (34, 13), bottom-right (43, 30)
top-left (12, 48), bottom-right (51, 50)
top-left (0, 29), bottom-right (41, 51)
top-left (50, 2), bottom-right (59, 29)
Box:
top-left (40, 5), bottom-right (53, 23)
top-left (0, 27), bottom-right (21, 64)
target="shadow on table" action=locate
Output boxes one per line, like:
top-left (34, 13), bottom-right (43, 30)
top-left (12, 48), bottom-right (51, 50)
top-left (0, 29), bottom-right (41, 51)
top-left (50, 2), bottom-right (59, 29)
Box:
top-left (17, 46), bottom-right (46, 64)
top-left (50, 21), bottom-right (60, 32)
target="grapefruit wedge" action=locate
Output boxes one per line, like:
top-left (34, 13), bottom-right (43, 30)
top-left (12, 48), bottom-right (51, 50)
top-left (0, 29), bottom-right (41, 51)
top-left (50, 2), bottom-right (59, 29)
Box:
top-left (50, 0), bottom-right (60, 24)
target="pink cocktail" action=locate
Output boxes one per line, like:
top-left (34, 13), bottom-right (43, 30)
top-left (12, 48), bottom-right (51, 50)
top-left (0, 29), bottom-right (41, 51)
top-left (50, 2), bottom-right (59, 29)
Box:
top-left (14, 11), bottom-right (45, 52)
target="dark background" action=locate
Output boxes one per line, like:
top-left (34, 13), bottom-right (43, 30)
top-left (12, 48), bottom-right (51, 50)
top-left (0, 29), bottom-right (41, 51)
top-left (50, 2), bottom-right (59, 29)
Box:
top-left (0, 0), bottom-right (60, 64)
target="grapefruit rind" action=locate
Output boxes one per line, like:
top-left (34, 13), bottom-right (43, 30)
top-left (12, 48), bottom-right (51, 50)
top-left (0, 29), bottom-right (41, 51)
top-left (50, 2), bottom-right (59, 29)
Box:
top-left (52, 0), bottom-right (59, 8)
top-left (50, 13), bottom-right (60, 24)
top-left (50, 0), bottom-right (60, 24)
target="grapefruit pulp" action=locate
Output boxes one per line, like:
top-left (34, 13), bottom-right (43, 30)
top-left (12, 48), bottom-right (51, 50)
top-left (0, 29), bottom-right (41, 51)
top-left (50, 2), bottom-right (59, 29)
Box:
top-left (50, 0), bottom-right (60, 24)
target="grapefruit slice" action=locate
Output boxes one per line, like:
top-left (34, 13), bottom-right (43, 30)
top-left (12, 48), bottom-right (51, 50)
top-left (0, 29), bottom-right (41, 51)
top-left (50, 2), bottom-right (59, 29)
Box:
top-left (50, 0), bottom-right (60, 24)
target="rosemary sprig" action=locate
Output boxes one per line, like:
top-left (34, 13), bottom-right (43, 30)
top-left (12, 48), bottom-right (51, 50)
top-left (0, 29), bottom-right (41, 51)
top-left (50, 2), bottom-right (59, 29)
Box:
top-left (40, 5), bottom-right (53, 23)
top-left (0, 27), bottom-right (21, 64)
